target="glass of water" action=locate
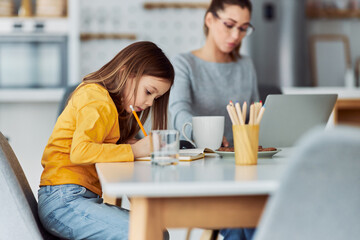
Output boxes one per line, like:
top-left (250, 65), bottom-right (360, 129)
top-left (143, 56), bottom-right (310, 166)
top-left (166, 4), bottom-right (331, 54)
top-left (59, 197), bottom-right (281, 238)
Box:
top-left (150, 130), bottom-right (179, 166)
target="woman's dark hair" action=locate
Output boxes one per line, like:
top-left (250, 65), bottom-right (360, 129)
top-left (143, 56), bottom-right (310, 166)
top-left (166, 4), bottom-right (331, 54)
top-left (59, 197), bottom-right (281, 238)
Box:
top-left (204, 0), bottom-right (252, 61)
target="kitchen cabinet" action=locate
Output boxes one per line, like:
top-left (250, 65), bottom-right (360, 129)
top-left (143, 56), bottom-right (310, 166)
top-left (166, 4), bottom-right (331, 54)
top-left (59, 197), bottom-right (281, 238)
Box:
top-left (334, 98), bottom-right (360, 126)
top-left (0, 0), bottom-right (80, 86)
top-left (0, 20), bottom-right (68, 88)
top-left (307, 8), bottom-right (360, 19)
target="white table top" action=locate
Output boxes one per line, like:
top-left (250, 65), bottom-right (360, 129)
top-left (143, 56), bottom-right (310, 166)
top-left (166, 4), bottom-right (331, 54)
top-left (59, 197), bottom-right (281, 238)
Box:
top-left (96, 148), bottom-right (293, 198)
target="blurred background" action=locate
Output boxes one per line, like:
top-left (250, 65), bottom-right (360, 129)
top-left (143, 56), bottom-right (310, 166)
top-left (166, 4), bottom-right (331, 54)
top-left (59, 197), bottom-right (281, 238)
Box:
top-left (1, 0), bottom-right (360, 238)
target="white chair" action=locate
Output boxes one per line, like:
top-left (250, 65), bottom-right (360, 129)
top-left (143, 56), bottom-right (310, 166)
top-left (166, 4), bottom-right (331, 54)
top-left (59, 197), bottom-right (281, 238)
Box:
top-left (254, 126), bottom-right (360, 240)
top-left (0, 131), bottom-right (59, 239)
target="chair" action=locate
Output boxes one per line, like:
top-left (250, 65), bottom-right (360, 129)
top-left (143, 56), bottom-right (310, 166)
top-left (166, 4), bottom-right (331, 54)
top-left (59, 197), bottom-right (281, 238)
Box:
top-left (0, 131), bottom-right (59, 239)
top-left (253, 126), bottom-right (360, 240)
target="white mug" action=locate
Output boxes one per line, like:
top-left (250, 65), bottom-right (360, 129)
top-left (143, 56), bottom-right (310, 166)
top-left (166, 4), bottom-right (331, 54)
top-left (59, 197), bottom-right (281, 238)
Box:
top-left (182, 116), bottom-right (224, 150)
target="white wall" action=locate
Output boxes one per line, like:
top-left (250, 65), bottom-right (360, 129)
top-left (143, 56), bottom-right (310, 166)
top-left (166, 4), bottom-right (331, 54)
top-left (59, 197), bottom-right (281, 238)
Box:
top-left (0, 101), bottom-right (60, 195)
top-left (78, 0), bottom-right (208, 78)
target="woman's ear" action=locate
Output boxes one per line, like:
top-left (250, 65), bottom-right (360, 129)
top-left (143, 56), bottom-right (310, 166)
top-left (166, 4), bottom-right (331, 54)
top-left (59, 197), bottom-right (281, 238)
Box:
top-left (204, 12), bottom-right (214, 30)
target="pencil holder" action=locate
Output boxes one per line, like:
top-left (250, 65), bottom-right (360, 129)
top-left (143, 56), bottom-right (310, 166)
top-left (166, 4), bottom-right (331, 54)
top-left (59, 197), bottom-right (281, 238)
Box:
top-left (233, 125), bottom-right (259, 165)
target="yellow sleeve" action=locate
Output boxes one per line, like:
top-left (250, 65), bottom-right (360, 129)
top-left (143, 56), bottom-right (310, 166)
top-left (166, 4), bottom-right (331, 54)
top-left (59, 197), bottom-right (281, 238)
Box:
top-left (70, 99), bottom-right (134, 164)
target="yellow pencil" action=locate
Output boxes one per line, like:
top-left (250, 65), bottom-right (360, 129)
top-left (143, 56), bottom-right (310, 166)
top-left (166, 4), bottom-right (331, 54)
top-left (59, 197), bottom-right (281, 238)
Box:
top-left (130, 105), bottom-right (147, 136)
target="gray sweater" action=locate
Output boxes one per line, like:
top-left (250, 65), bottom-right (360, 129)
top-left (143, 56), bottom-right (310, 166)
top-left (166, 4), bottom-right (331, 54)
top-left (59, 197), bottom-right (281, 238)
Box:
top-left (169, 52), bottom-right (259, 145)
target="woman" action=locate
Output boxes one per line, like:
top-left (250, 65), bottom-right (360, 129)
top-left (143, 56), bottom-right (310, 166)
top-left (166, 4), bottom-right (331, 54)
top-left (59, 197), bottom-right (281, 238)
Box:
top-left (169, 0), bottom-right (258, 239)
top-left (169, 0), bottom-right (259, 148)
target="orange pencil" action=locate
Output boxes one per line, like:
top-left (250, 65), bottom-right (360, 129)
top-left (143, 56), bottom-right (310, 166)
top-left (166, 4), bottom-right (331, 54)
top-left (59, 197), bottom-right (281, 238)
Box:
top-left (130, 105), bottom-right (147, 136)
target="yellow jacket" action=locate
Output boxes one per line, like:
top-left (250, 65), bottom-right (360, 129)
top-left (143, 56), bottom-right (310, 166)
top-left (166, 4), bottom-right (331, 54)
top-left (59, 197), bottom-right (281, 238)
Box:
top-left (40, 83), bottom-right (133, 196)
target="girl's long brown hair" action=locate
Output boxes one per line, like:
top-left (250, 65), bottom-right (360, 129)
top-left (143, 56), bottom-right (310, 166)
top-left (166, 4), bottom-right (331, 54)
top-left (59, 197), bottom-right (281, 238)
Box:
top-left (77, 41), bottom-right (174, 143)
top-left (204, 0), bottom-right (252, 61)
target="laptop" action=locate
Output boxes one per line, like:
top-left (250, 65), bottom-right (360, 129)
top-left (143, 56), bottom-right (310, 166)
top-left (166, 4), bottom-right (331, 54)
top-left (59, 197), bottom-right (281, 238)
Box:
top-left (259, 94), bottom-right (338, 147)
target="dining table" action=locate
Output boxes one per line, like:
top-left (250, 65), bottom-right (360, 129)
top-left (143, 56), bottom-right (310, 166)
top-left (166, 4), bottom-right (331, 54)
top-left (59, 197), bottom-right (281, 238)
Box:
top-left (95, 148), bottom-right (293, 240)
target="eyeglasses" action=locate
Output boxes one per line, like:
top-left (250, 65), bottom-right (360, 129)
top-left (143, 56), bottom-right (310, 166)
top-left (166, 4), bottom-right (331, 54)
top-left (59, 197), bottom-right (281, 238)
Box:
top-left (212, 12), bottom-right (255, 37)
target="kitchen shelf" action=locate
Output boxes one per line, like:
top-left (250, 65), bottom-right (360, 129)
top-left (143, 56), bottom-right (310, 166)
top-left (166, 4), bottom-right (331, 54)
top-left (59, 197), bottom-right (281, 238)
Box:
top-left (0, 17), bottom-right (68, 34)
top-left (80, 33), bottom-right (137, 41)
top-left (282, 87), bottom-right (360, 99)
top-left (143, 2), bottom-right (208, 9)
top-left (306, 8), bottom-right (360, 19)
top-left (0, 16), bottom-right (67, 19)
top-left (0, 89), bottom-right (64, 103)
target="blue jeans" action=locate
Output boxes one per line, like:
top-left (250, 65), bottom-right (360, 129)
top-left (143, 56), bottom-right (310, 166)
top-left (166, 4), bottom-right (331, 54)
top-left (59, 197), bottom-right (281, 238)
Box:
top-left (38, 184), bottom-right (129, 240)
top-left (220, 228), bottom-right (256, 240)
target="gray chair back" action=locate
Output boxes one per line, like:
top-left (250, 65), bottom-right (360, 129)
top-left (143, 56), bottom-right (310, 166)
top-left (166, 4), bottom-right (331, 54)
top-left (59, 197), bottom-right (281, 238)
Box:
top-left (0, 132), bottom-right (58, 239)
top-left (254, 126), bottom-right (360, 240)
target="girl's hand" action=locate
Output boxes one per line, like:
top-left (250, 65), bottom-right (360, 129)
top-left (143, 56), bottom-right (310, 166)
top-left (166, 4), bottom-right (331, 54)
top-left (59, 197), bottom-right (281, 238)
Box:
top-left (222, 136), bottom-right (229, 147)
top-left (130, 136), bottom-right (151, 158)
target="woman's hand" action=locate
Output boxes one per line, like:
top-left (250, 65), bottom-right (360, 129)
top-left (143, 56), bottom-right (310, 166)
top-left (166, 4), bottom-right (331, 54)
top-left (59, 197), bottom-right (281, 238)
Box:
top-left (130, 136), bottom-right (151, 158)
top-left (222, 136), bottom-right (229, 147)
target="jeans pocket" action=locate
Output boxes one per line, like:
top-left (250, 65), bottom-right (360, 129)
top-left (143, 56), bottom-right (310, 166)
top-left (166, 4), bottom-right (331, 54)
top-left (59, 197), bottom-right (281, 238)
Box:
top-left (63, 185), bottom-right (87, 202)
top-left (38, 186), bottom-right (60, 210)
top-left (68, 185), bottom-right (86, 195)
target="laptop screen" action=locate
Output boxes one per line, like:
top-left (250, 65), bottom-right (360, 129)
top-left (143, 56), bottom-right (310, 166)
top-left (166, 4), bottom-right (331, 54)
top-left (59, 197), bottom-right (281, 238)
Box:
top-left (259, 94), bottom-right (338, 147)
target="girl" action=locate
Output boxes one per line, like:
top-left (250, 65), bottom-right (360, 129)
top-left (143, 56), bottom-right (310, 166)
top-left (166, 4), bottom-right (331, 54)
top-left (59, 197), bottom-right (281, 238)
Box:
top-left (169, 0), bottom-right (259, 148)
top-left (38, 41), bottom-right (174, 239)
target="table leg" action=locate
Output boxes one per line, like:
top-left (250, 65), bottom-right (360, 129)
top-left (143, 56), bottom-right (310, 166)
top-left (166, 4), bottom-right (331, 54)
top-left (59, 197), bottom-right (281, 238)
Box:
top-left (129, 198), bottom-right (164, 240)
top-left (129, 195), bottom-right (268, 240)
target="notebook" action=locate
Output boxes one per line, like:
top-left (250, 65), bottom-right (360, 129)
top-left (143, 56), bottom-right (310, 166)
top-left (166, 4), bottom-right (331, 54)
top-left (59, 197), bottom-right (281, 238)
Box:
top-left (259, 94), bottom-right (338, 147)
top-left (135, 148), bottom-right (215, 162)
